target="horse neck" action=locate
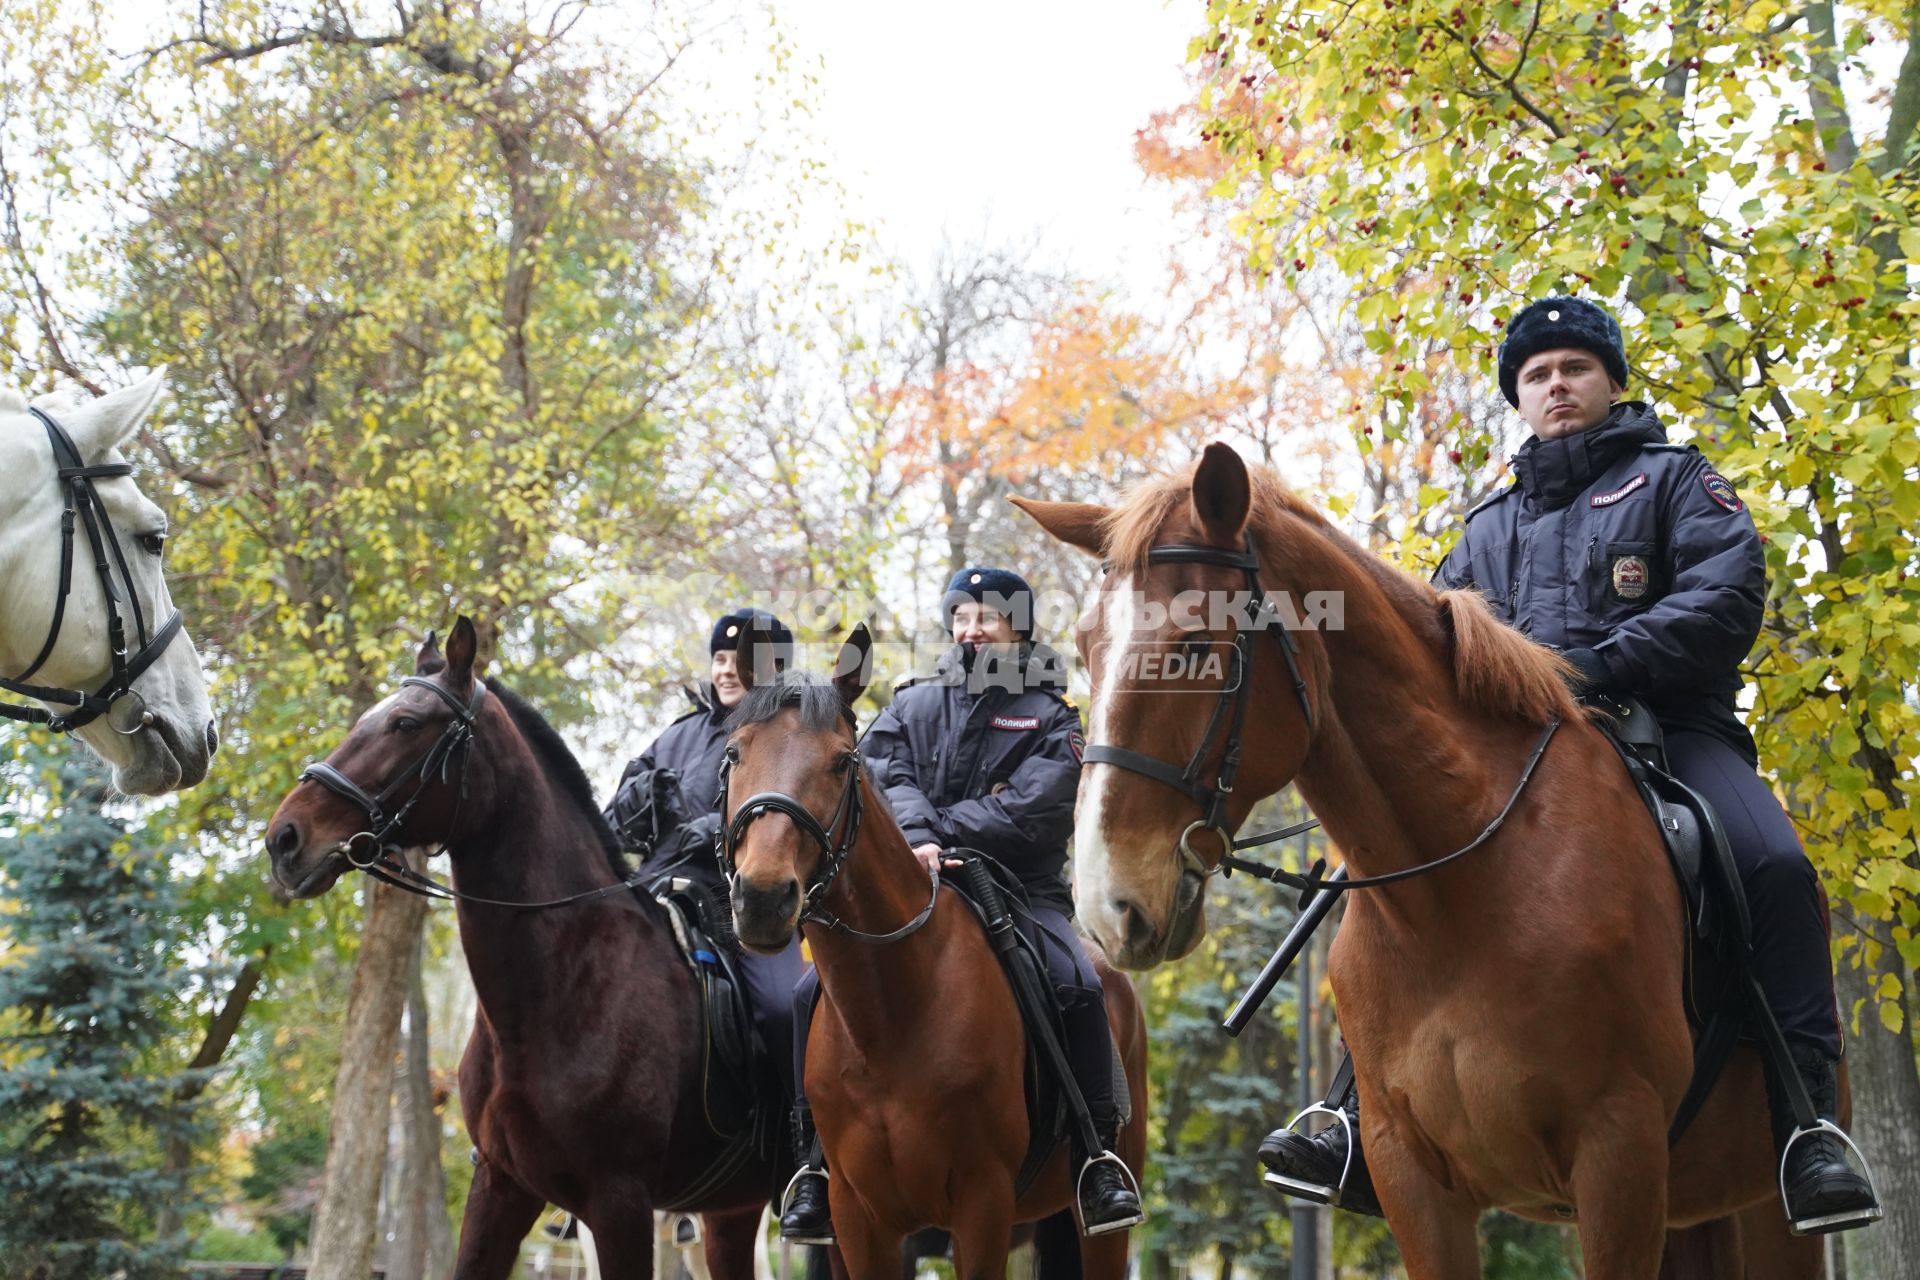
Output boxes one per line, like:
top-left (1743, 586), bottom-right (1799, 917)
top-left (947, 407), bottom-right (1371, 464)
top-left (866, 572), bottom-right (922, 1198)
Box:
top-left (0, 425), bottom-right (59, 673)
top-left (1271, 522), bottom-right (1546, 912)
top-left (803, 774), bottom-right (952, 1040)
top-left (448, 713), bottom-right (672, 1026)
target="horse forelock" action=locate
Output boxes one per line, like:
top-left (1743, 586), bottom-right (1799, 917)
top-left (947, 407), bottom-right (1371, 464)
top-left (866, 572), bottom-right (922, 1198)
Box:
top-left (1102, 457), bottom-right (1577, 726)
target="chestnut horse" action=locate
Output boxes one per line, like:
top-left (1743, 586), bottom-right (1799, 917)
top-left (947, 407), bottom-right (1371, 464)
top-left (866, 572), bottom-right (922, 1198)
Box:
top-left (1013, 445), bottom-right (1839, 1279)
top-left (264, 619), bottom-right (772, 1280)
top-left (722, 627), bottom-right (1149, 1280)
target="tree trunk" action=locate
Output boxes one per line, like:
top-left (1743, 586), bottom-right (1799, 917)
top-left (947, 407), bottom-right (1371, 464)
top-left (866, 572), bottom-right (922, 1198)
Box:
top-left (156, 955), bottom-right (266, 1239)
top-left (388, 921), bottom-right (455, 1280)
top-left (1833, 924), bottom-right (1920, 1280)
top-left (306, 878), bottom-right (432, 1280)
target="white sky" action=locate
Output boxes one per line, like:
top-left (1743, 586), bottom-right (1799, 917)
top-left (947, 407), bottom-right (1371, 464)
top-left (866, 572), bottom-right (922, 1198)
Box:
top-left (748, 0), bottom-right (1203, 292)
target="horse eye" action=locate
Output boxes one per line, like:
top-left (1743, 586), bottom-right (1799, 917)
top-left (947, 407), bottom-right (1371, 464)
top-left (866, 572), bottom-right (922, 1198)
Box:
top-left (1182, 633), bottom-right (1213, 659)
top-left (137, 533), bottom-right (166, 557)
top-left (724, 745), bottom-right (741, 764)
top-left (392, 716), bottom-right (422, 734)
top-left (836, 754), bottom-right (857, 775)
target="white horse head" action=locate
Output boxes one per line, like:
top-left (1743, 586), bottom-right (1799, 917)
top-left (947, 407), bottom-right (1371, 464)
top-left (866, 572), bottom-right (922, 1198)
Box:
top-left (0, 371), bottom-right (216, 794)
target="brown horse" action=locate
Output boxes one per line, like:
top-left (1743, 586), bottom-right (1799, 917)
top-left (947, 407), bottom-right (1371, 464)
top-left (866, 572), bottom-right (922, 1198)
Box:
top-left (263, 619), bottom-right (772, 1280)
top-left (721, 628), bottom-right (1149, 1280)
top-left (1013, 445), bottom-right (1840, 1279)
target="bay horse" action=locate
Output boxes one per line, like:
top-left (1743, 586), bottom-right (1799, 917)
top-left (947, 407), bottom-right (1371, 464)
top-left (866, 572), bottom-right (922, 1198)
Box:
top-left (264, 618), bottom-right (773, 1279)
top-left (1013, 444), bottom-right (1839, 1279)
top-left (721, 626), bottom-right (1149, 1280)
top-left (0, 372), bottom-right (216, 793)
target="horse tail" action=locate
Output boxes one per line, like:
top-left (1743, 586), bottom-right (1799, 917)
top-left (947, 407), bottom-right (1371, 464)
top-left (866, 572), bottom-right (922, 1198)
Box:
top-left (1656, 1218), bottom-right (1744, 1280)
top-left (1031, 1208), bottom-right (1083, 1280)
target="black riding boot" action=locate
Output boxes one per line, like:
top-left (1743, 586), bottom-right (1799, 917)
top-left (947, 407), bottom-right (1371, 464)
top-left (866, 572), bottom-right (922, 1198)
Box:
top-left (779, 1106), bottom-right (834, 1245)
top-left (1075, 1114), bottom-right (1144, 1237)
top-left (1256, 1069), bottom-right (1383, 1218)
top-left (1767, 1042), bottom-right (1882, 1235)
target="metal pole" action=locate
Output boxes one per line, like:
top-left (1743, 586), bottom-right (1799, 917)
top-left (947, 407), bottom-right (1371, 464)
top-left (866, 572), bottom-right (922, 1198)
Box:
top-left (1290, 931), bottom-right (1320, 1280)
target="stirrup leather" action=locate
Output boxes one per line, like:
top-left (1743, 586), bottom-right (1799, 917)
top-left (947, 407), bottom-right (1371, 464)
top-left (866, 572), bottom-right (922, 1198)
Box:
top-left (1261, 1101), bottom-right (1356, 1204)
top-left (1074, 1150), bottom-right (1145, 1237)
top-left (1778, 1120), bottom-right (1884, 1235)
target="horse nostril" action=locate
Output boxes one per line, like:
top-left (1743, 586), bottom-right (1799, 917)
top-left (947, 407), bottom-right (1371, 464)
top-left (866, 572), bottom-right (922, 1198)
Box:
top-left (205, 720), bottom-right (220, 756)
top-left (270, 821), bottom-right (302, 860)
top-left (1113, 899), bottom-right (1159, 954)
top-left (732, 876), bottom-right (800, 922)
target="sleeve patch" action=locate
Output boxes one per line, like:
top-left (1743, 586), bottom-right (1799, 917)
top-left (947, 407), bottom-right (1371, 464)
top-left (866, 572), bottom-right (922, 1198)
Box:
top-left (1701, 471), bottom-right (1744, 513)
top-left (1068, 730), bottom-right (1085, 763)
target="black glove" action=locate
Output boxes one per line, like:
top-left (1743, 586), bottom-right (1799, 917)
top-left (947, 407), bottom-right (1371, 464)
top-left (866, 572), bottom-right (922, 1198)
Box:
top-left (1560, 647), bottom-right (1616, 696)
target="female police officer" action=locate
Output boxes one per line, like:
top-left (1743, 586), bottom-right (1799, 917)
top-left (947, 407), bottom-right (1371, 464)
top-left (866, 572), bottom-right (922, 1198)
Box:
top-left (779, 567), bottom-right (1145, 1242)
top-left (1256, 297), bottom-right (1880, 1236)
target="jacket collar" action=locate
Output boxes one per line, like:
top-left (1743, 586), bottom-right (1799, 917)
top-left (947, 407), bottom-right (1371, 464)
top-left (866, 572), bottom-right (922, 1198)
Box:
top-left (1511, 401), bottom-right (1667, 511)
top-left (931, 641), bottom-right (1069, 696)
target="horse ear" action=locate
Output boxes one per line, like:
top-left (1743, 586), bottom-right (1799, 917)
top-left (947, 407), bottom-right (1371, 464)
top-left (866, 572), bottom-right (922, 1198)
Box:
top-left (1009, 496), bottom-right (1108, 559)
top-left (1191, 442), bottom-right (1251, 544)
top-left (833, 623), bottom-right (873, 709)
top-left (415, 629), bottom-right (443, 674)
top-left (734, 616), bottom-right (780, 691)
top-left (445, 616), bottom-right (480, 685)
top-left (63, 368), bottom-right (168, 462)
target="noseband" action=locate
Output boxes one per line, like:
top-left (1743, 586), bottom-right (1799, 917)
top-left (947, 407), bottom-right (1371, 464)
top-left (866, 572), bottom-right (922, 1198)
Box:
top-left (1, 409), bottom-right (185, 735)
top-left (718, 712), bottom-right (938, 944)
top-left (1082, 537), bottom-right (1319, 887)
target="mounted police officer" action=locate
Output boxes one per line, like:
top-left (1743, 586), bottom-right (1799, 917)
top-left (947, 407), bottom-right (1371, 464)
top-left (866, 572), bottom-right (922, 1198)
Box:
top-left (779, 567), bottom-right (1146, 1243)
top-left (603, 608), bottom-right (806, 1102)
top-left (1256, 296), bottom-right (1881, 1235)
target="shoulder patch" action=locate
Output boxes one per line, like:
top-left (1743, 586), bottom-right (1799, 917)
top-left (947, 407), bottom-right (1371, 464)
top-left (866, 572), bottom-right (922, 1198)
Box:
top-left (1701, 471), bottom-right (1744, 513)
top-left (1590, 473), bottom-right (1648, 507)
top-left (1068, 729), bottom-right (1085, 763)
top-left (1464, 482), bottom-right (1519, 523)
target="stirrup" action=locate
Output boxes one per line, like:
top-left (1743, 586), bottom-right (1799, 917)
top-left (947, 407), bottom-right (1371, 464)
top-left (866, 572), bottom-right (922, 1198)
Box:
top-left (778, 1166), bottom-right (834, 1246)
top-left (1074, 1150), bottom-right (1145, 1237)
top-left (1778, 1121), bottom-right (1885, 1236)
top-left (1261, 1101), bottom-right (1355, 1205)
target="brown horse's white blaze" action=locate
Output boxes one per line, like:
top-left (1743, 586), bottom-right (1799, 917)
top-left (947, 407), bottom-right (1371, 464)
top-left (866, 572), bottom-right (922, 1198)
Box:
top-left (1072, 569), bottom-right (1211, 968)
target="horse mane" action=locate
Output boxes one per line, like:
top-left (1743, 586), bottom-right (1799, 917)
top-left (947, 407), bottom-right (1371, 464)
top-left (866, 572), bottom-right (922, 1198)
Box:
top-left (727, 672), bottom-right (858, 736)
top-left (0, 389), bottom-right (26, 414)
top-left (484, 677), bottom-right (634, 882)
top-left (1102, 461), bottom-right (1580, 726)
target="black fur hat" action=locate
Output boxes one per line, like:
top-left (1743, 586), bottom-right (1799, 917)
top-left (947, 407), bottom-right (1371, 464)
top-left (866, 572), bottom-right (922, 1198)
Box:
top-left (1497, 296), bottom-right (1628, 407)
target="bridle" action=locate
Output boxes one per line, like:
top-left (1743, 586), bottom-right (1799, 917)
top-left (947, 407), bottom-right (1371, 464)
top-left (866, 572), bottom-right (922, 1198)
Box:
top-left (1082, 538), bottom-right (1319, 881)
top-left (0, 408), bottom-right (184, 735)
top-left (717, 705), bottom-right (937, 944)
top-left (1083, 535), bottom-right (1561, 908)
top-left (297, 674), bottom-right (646, 910)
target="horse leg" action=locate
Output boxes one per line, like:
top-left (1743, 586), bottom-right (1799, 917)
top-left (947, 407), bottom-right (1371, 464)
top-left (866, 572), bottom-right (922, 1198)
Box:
top-left (1734, 1199), bottom-right (1826, 1280)
top-left (833, 1210), bottom-right (904, 1280)
top-left (1366, 1135), bottom-right (1479, 1280)
top-left (452, 1158), bottom-right (546, 1280)
top-left (698, 1204), bottom-right (765, 1280)
top-left (580, 1190), bottom-right (660, 1280)
top-left (1657, 1219), bottom-right (1744, 1280)
top-left (1569, 1101), bottom-right (1670, 1280)
top-left (945, 1189), bottom-right (1015, 1280)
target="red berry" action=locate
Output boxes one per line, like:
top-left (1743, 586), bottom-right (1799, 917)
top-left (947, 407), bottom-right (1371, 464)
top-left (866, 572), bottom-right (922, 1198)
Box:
top-left (1448, 449), bottom-right (1463, 464)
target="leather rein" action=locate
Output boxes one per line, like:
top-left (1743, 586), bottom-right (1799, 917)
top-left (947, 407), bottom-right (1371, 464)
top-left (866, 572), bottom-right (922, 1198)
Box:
top-left (1086, 539), bottom-right (1561, 908)
top-left (298, 675), bottom-right (646, 910)
top-left (1, 408), bottom-right (185, 735)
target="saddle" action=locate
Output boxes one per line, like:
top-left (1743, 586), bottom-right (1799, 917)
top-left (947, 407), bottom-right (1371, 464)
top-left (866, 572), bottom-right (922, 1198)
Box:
top-left (649, 872), bottom-right (785, 1203)
top-left (1589, 694), bottom-right (1757, 1144)
top-left (944, 852), bottom-right (1132, 1196)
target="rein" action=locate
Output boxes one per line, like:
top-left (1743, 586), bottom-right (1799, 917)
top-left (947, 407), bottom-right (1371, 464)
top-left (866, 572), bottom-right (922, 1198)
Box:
top-left (1088, 538), bottom-right (1563, 907)
top-left (298, 675), bottom-right (647, 910)
top-left (717, 725), bottom-right (939, 945)
top-left (1, 408), bottom-right (185, 734)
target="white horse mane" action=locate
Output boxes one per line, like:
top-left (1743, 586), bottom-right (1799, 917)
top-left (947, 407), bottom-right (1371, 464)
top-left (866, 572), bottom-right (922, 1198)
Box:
top-left (0, 386), bottom-right (89, 417)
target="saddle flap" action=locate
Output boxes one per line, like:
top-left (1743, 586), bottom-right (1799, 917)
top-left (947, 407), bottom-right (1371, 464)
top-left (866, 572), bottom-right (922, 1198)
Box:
top-left (651, 878), bottom-right (763, 1135)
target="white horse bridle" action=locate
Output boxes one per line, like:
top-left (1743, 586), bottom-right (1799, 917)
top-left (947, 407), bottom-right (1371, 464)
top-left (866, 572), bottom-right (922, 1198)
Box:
top-left (0, 407), bottom-right (183, 735)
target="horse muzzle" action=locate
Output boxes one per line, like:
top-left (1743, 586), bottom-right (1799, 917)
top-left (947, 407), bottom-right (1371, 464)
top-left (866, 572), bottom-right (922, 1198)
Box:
top-left (730, 874), bottom-right (802, 953)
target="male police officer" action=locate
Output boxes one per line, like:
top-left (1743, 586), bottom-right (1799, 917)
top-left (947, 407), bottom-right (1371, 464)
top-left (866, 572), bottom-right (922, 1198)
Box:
top-left (779, 567), bottom-right (1145, 1242)
top-left (1255, 297), bottom-right (1881, 1235)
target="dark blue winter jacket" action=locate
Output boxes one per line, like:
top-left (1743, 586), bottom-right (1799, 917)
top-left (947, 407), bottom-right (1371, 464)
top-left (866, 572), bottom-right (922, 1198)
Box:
top-left (1433, 402), bottom-right (1766, 762)
top-left (861, 643), bottom-right (1083, 913)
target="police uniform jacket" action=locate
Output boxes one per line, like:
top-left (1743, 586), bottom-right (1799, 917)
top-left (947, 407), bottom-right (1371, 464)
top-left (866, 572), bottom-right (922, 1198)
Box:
top-left (862, 642), bottom-right (1082, 913)
top-left (1433, 401), bottom-right (1766, 763)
